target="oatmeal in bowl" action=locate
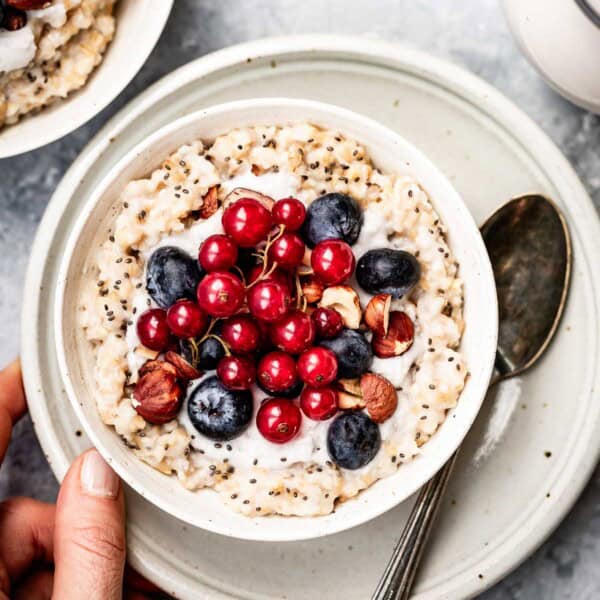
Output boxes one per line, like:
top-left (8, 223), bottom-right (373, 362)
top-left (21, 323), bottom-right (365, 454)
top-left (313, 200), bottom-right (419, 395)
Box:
top-left (0, 0), bottom-right (116, 128)
top-left (56, 99), bottom-right (497, 540)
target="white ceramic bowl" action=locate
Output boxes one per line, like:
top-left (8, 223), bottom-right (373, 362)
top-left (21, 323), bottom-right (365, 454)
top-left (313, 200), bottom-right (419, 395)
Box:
top-left (54, 98), bottom-right (498, 542)
top-left (0, 0), bottom-right (173, 158)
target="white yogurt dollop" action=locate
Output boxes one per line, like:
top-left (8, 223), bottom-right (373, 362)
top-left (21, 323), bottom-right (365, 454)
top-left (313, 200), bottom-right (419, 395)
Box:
top-left (144, 208), bottom-right (225, 259)
top-left (220, 168), bottom-right (299, 200)
top-left (29, 3), bottom-right (67, 28)
top-left (0, 28), bottom-right (36, 73)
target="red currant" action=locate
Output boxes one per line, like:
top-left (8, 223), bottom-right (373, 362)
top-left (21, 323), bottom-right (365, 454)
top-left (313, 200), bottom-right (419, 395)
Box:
top-left (270, 310), bottom-right (315, 354)
top-left (247, 280), bottom-right (291, 322)
top-left (300, 386), bottom-right (338, 421)
top-left (217, 355), bottom-right (256, 390)
top-left (257, 351), bottom-right (298, 393)
top-left (198, 234), bottom-right (238, 272)
top-left (311, 239), bottom-right (355, 285)
top-left (136, 308), bottom-right (170, 351)
top-left (256, 398), bottom-right (302, 444)
top-left (311, 307), bottom-right (344, 339)
top-left (297, 347), bottom-right (338, 387)
top-left (247, 264), bottom-right (293, 293)
top-left (197, 271), bottom-right (244, 317)
top-left (222, 198), bottom-right (273, 247)
top-left (221, 315), bottom-right (261, 354)
top-left (267, 232), bottom-right (305, 270)
top-left (272, 197), bottom-right (306, 231)
top-left (166, 300), bottom-right (208, 339)
top-left (255, 319), bottom-right (273, 351)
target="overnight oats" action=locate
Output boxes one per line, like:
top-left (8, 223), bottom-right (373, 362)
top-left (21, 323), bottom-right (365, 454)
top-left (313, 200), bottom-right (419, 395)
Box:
top-left (79, 123), bottom-right (467, 517)
top-left (0, 0), bottom-right (116, 128)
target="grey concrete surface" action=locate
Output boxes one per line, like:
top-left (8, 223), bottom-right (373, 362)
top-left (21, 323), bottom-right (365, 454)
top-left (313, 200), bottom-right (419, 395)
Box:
top-left (0, 0), bottom-right (599, 597)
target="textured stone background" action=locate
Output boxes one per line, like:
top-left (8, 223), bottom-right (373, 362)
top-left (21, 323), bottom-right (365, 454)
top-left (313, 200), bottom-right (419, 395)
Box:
top-left (0, 0), bottom-right (599, 597)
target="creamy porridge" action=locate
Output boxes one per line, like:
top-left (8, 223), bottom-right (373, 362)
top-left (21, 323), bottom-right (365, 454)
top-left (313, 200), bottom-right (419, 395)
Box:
top-left (0, 0), bottom-right (116, 128)
top-left (79, 123), bottom-right (467, 517)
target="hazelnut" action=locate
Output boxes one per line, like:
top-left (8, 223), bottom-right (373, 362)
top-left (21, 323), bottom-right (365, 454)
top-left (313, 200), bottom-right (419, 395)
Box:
top-left (302, 277), bottom-right (324, 304)
top-left (133, 361), bottom-right (183, 424)
top-left (372, 311), bottom-right (414, 358)
top-left (223, 187), bottom-right (274, 211)
top-left (336, 378), bottom-right (365, 409)
top-left (337, 378), bottom-right (362, 397)
top-left (360, 372), bottom-right (397, 423)
top-left (319, 285), bottom-right (362, 329)
top-left (135, 345), bottom-right (160, 361)
top-left (337, 391), bottom-right (366, 410)
top-left (364, 293), bottom-right (392, 335)
top-left (198, 185), bottom-right (219, 219)
top-left (139, 359), bottom-right (177, 378)
top-left (165, 351), bottom-right (202, 380)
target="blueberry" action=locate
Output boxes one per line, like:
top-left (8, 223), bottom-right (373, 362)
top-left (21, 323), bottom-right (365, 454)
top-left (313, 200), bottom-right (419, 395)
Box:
top-left (178, 337), bottom-right (225, 371)
top-left (327, 411), bottom-right (381, 469)
top-left (188, 375), bottom-right (253, 441)
top-left (303, 193), bottom-right (363, 248)
top-left (257, 379), bottom-right (304, 399)
top-left (356, 249), bottom-right (420, 298)
top-left (146, 246), bottom-right (203, 308)
top-left (320, 329), bottom-right (372, 379)
top-left (198, 337), bottom-right (226, 370)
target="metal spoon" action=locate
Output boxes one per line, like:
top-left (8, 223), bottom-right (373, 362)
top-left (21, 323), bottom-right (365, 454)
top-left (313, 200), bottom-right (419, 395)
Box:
top-left (373, 194), bottom-right (571, 600)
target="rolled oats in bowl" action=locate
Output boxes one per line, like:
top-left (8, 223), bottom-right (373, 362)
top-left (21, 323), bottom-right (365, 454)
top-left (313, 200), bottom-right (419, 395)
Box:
top-left (78, 122), bottom-right (467, 518)
top-left (0, 0), bottom-right (116, 128)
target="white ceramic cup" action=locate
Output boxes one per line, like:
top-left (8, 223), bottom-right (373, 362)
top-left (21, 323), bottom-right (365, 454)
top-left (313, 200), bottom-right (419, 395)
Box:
top-left (503, 0), bottom-right (600, 113)
top-left (54, 98), bottom-right (498, 542)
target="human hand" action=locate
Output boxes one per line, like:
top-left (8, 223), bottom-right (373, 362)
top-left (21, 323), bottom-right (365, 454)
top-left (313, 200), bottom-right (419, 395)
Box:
top-left (0, 360), bottom-right (166, 599)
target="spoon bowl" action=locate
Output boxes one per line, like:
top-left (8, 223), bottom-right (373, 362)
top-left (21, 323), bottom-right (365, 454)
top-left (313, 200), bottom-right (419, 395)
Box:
top-left (481, 194), bottom-right (571, 381)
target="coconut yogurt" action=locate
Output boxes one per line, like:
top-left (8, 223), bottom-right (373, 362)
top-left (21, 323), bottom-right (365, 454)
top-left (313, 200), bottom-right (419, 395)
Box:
top-left (79, 123), bottom-right (467, 516)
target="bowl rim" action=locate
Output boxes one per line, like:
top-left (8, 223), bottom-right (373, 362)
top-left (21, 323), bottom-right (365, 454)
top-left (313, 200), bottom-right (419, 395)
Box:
top-left (54, 97), bottom-right (498, 541)
top-left (0, 0), bottom-right (174, 159)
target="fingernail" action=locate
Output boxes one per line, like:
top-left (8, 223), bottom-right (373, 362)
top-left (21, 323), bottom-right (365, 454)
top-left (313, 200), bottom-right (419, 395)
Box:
top-left (80, 450), bottom-right (120, 499)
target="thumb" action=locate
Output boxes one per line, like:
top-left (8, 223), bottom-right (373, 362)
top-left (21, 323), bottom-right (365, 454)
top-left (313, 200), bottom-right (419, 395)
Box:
top-left (53, 449), bottom-right (126, 600)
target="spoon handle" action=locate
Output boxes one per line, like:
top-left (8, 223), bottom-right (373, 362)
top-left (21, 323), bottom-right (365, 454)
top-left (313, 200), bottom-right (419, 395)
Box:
top-left (371, 450), bottom-right (459, 600)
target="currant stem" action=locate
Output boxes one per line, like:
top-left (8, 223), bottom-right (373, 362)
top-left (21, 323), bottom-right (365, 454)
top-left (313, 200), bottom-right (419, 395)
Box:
top-left (295, 274), bottom-right (303, 310)
top-left (187, 337), bottom-right (200, 367)
top-left (231, 265), bottom-right (246, 285)
top-left (246, 224), bottom-right (286, 289)
top-left (206, 334), bottom-right (231, 356)
top-left (197, 317), bottom-right (220, 344)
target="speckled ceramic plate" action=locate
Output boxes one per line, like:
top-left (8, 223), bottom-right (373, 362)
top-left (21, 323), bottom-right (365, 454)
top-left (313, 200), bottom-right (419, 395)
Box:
top-left (21, 36), bottom-right (600, 599)
top-left (0, 0), bottom-right (173, 159)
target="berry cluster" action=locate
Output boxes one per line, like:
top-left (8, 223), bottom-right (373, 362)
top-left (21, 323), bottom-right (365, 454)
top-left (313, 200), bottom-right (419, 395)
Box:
top-left (133, 190), bottom-right (421, 469)
top-left (135, 194), bottom-right (359, 444)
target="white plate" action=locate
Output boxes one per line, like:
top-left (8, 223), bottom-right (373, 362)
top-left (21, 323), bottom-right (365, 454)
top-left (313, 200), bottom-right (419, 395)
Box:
top-left (0, 0), bottom-right (173, 159)
top-left (21, 36), bottom-right (600, 599)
